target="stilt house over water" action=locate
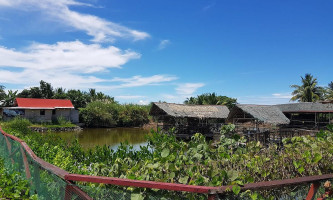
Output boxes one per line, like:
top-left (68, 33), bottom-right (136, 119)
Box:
top-left (276, 102), bottom-right (333, 129)
top-left (226, 104), bottom-right (290, 144)
top-left (227, 104), bottom-right (290, 131)
top-left (149, 102), bottom-right (230, 138)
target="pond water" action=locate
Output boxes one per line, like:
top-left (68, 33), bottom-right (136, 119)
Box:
top-left (54, 128), bottom-right (150, 150)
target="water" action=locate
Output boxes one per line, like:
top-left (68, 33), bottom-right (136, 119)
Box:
top-left (54, 128), bottom-right (150, 150)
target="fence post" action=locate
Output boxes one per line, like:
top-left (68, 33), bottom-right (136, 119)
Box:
top-left (64, 180), bottom-right (93, 200)
top-left (20, 146), bottom-right (31, 179)
top-left (64, 184), bottom-right (73, 200)
top-left (305, 181), bottom-right (320, 200)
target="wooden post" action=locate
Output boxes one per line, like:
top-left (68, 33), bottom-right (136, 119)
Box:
top-left (64, 184), bottom-right (72, 200)
top-left (305, 181), bottom-right (320, 200)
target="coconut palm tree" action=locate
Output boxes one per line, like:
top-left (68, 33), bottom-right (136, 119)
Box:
top-left (290, 73), bottom-right (324, 102)
top-left (324, 81), bottom-right (333, 100)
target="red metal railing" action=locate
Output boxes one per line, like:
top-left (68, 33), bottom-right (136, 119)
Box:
top-left (0, 126), bottom-right (332, 200)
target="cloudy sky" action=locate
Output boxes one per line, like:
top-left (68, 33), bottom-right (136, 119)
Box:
top-left (0, 0), bottom-right (332, 105)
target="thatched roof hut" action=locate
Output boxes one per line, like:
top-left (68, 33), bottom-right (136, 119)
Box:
top-left (276, 102), bottom-right (333, 113)
top-left (276, 103), bottom-right (333, 128)
top-left (150, 102), bottom-right (230, 137)
top-left (227, 104), bottom-right (290, 125)
top-left (150, 102), bottom-right (230, 119)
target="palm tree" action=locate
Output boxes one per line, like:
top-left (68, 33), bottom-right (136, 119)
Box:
top-left (2, 90), bottom-right (18, 106)
top-left (290, 73), bottom-right (324, 102)
top-left (0, 85), bottom-right (6, 105)
top-left (324, 81), bottom-right (333, 100)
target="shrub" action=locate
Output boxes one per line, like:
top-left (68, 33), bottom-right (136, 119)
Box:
top-left (2, 117), bottom-right (32, 135)
top-left (79, 101), bottom-right (149, 127)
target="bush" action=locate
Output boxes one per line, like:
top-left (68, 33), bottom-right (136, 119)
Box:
top-left (79, 101), bottom-right (119, 127)
top-left (2, 117), bottom-right (32, 135)
top-left (79, 101), bottom-right (149, 127)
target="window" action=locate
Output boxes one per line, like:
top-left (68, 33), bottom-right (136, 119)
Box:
top-left (40, 110), bottom-right (45, 116)
top-left (52, 110), bottom-right (56, 115)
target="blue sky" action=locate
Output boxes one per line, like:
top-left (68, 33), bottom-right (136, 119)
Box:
top-left (0, 0), bottom-right (332, 105)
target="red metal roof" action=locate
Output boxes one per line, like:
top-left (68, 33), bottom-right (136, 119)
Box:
top-left (15, 98), bottom-right (74, 109)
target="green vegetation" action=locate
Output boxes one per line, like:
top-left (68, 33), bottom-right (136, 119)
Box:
top-left (1, 118), bottom-right (333, 199)
top-left (80, 101), bottom-right (150, 127)
top-left (6, 116), bottom-right (77, 131)
top-left (0, 158), bottom-right (37, 200)
top-left (184, 92), bottom-right (237, 109)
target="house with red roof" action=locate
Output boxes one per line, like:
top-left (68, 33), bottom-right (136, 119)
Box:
top-left (0, 98), bottom-right (79, 123)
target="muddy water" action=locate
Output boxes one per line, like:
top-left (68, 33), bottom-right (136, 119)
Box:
top-left (55, 128), bottom-right (150, 150)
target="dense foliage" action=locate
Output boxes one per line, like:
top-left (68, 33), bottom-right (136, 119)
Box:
top-left (0, 158), bottom-right (37, 200)
top-left (2, 118), bottom-right (333, 199)
top-left (184, 92), bottom-right (237, 109)
top-left (79, 101), bottom-right (150, 127)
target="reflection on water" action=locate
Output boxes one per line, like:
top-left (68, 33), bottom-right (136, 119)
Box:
top-left (55, 128), bottom-right (149, 150)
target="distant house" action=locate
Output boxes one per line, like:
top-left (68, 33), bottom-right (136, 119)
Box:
top-left (227, 104), bottom-right (290, 126)
top-left (276, 102), bottom-right (333, 128)
top-left (0, 98), bottom-right (79, 123)
top-left (149, 102), bottom-right (230, 137)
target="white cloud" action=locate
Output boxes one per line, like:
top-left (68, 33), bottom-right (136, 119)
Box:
top-left (0, 41), bottom-right (141, 88)
top-left (158, 39), bottom-right (170, 50)
top-left (116, 95), bottom-right (146, 100)
top-left (111, 75), bottom-right (178, 88)
top-left (237, 92), bottom-right (292, 105)
top-left (0, 41), bottom-right (140, 72)
top-left (0, 0), bottom-right (150, 42)
top-left (161, 82), bottom-right (205, 103)
top-left (175, 83), bottom-right (205, 96)
top-left (272, 93), bottom-right (292, 99)
top-left (203, 2), bottom-right (215, 12)
top-left (0, 0), bottom-right (11, 6)
top-left (138, 100), bottom-right (149, 105)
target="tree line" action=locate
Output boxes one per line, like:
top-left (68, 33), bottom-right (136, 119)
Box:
top-left (0, 80), bottom-right (114, 108)
top-left (184, 92), bottom-right (237, 109)
top-left (0, 80), bottom-right (150, 127)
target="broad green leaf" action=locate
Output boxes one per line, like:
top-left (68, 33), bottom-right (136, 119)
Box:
top-left (179, 176), bottom-right (189, 184)
top-left (161, 148), bottom-right (170, 158)
top-left (131, 193), bottom-right (144, 200)
top-left (169, 172), bottom-right (175, 179)
top-left (232, 185), bottom-right (241, 195)
top-left (313, 153), bottom-right (322, 163)
top-left (227, 170), bottom-right (239, 181)
top-left (298, 167), bottom-right (305, 174)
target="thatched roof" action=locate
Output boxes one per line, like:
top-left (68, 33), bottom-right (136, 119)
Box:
top-left (150, 102), bottom-right (230, 119)
top-left (276, 103), bottom-right (333, 113)
top-left (228, 104), bottom-right (290, 125)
